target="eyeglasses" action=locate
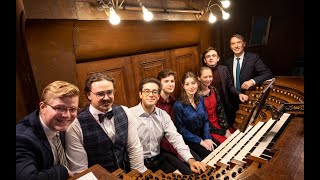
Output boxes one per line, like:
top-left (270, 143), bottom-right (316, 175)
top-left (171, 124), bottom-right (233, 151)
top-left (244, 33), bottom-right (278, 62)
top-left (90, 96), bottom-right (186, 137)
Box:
top-left (44, 102), bottom-right (79, 114)
top-left (91, 90), bottom-right (115, 99)
top-left (141, 89), bottom-right (160, 96)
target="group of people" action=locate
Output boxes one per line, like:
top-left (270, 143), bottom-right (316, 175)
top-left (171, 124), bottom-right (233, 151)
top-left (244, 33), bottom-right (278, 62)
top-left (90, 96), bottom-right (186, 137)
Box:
top-left (16, 34), bottom-right (273, 179)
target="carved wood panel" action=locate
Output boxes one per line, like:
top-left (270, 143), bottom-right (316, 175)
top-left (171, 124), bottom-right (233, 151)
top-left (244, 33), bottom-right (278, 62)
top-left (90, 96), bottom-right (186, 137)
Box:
top-left (76, 46), bottom-right (199, 108)
top-left (171, 46), bottom-right (199, 98)
top-left (76, 56), bottom-right (136, 108)
top-left (131, 51), bottom-right (171, 105)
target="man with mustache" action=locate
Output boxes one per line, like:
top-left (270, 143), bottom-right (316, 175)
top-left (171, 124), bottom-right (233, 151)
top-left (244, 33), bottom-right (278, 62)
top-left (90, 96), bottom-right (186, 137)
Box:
top-left (65, 72), bottom-right (147, 174)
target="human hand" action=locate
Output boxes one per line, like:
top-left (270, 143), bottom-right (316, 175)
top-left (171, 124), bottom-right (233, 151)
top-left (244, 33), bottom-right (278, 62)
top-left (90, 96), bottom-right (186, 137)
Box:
top-left (225, 129), bottom-right (232, 138)
top-left (204, 139), bottom-right (216, 151)
top-left (200, 140), bottom-right (212, 151)
top-left (68, 169), bottom-right (74, 178)
top-left (239, 93), bottom-right (249, 102)
top-left (188, 158), bottom-right (207, 174)
top-left (241, 80), bottom-right (254, 90)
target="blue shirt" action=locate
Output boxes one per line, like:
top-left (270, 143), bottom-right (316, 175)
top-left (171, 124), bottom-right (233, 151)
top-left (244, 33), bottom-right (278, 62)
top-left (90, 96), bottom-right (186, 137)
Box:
top-left (173, 96), bottom-right (212, 144)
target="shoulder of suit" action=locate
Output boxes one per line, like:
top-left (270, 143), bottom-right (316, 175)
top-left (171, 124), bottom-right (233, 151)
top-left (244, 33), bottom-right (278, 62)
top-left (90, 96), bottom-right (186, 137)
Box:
top-left (218, 64), bottom-right (228, 69)
top-left (245, 52), bottom-right (259, 57)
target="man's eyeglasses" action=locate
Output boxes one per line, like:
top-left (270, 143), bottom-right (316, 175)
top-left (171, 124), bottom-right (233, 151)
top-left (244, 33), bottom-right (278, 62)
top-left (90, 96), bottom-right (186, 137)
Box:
top-left (91, 90), bottom-right (115, 99)
top-left (141, 89), bottom-right (160, 96)
top-left (44, 102), bottom-right (79, 114)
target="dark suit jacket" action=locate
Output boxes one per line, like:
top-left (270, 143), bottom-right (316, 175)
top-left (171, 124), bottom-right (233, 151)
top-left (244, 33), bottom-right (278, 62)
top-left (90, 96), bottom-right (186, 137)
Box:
top-left (224, 52), bottom-right (273, 93)
top-left (16, 110), bottom-right (69, 180)
top-left (212, 65), bottom-right (239, 110)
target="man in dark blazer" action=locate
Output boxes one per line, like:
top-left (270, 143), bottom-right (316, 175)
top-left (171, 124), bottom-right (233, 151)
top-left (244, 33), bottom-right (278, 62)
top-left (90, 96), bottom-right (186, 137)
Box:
top-left (224, 34), bottom-right (273, 122)
top-left (16, 81), bottom-right (80, 180)
top-left (224, 34), bottom-right (273, 93)
top-left (201, 46), bottom-right (248, 128)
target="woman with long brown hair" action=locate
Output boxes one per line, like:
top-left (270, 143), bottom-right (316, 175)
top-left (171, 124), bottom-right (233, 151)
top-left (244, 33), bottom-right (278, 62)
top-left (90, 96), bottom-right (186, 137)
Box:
top-left (173, 71), bottom-right (218, 159)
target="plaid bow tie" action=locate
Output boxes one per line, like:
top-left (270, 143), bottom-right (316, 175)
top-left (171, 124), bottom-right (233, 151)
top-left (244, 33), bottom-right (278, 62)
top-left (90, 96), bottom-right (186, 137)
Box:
top-left (98, 111), bottom-right (114, 123)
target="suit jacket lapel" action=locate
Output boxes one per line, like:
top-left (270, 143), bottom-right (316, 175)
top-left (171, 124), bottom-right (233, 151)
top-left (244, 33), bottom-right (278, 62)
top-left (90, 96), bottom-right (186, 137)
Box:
top-left (240, 53), bottom-right (248, 74)
top-left (31, 111), bottom-right (55, 158)
top-left (217, 65), bottom-right (227, 93)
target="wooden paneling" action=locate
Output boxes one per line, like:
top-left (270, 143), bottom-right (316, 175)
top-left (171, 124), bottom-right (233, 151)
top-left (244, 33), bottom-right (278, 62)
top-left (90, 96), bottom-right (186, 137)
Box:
top-left (25, 20), bottom-right (77, 96)
top-left (76, 46), bottom-right (199, 108)
top-left (16, 0), bottom-right (39, 123)
top-left (23, 0), bottom-right (77, 19)
top-left (171, 46), bottom-right (199, 98)
top-left (74, 21), bottom-right (202, 61)
top-left (76, 56), bottom-right (136, 108)
top-left (131, 51), bottom-right (171, 104)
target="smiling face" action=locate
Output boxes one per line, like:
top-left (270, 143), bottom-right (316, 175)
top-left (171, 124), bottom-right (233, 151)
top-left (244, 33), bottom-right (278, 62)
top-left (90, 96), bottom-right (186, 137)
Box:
top-left (183, 77), bottom-right (198, 97)
top-left (40, 96), bottom-right (79, 132)
top-left (198, 68), bottom-right (213, 88)
top-left (87, 80), bottom-right (115, 113)
top-left (39, 80), bottom-right (79, 132)
top-left (160, 74), bottom-right (175, 94)
top-left (139, 82), bottom-right (160, 109)
top-left (230, 36), bottom-right (246, 56)
top-left (204, 49), bottom-right (220, 67)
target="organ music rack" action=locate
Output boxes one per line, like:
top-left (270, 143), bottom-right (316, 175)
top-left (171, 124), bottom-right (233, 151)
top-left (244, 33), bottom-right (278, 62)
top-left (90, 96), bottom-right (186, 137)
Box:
top-left (69, 76), bottom-right (304, 180)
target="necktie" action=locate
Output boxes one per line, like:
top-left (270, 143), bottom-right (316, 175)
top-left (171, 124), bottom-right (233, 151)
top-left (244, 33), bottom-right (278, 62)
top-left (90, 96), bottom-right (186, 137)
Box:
top-left (236, 57), bottom-right (241, 91)
top-left (53, 133), bottom-right (68, 167)
top-left (98, 110), bottom-right (114, 123)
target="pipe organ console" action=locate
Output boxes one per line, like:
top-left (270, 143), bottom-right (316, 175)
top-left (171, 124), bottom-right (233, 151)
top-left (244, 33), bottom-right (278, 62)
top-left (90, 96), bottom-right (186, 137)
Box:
top-left (70, 76), bottom-right (304, 180)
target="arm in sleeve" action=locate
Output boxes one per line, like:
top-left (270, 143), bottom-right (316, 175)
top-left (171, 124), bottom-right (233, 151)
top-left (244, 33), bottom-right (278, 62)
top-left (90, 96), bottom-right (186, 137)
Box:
top-left (225, 67), bottom-right (241, 96)
top-left (16, 134), bottom-right (68, 180)
top-left (173, 102), bottom-right (202, 144)
top-left (65, 119), bottom-right (88, 174)
top-left (123, 106), bottom-right (148, 173)
top-left (161, 111), bottom-right (193, 162)
top-left (253, 54), bottom-right (274, 85)
top-left (212, 87), bottom-right (230, 129)
top-left (200, 98), bottom-right (213, 140)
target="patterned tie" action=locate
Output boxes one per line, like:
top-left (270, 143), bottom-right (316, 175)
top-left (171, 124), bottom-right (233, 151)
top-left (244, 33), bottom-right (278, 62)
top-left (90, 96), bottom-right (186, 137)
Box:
top-left (98, 111), bottom-right (114, 123)
top-left (53, 133), bottom-right (68, 167)
top-left (236, 57), bottom-right (241, 91)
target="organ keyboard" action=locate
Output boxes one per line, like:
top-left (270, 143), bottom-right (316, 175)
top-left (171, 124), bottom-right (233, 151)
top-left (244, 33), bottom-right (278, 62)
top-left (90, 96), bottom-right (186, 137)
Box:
top-left (201, 113), bottom-right (293, 179)
top-left (70, 76), bottom-right (304, 180)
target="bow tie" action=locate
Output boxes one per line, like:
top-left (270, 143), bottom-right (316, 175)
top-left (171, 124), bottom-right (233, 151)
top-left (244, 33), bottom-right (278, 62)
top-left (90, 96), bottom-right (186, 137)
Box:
top-left (98, 111), bottom-right (114, 123)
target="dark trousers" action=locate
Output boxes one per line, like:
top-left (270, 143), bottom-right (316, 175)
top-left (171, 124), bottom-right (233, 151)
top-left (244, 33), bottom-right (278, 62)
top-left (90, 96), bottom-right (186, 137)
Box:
top-left (184, 141), bottom-right (214, 160)
top-left (144, 150), bottom-right (195, 175)
top-left (190, 149), bottom-right (202, 161)
top-left (229, 94), bottom-right (241, 127)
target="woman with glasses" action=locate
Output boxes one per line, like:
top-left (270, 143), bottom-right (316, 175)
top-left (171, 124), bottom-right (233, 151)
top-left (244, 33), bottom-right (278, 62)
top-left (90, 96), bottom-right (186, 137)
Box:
top-left (173, 71), bottom-right (218, 160)
top-left (16, 80), bottom-right (80, 180)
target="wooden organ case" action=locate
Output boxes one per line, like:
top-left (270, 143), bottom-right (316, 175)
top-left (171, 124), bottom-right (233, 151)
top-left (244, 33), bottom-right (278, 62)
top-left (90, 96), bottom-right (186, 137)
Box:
top-left (70, 76), bottom-right (304, 180)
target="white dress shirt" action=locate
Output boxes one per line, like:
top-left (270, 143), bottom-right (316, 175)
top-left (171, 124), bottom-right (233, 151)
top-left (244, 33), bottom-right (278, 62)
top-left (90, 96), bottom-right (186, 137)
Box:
top-left (65, 104), bottom-right (147, 174)
top-left (233, 52), bottom-right (256, 86)
top-left (129, 103), bottom-right (193, 163)
top-left (39, 115), bottom-right (60, 165)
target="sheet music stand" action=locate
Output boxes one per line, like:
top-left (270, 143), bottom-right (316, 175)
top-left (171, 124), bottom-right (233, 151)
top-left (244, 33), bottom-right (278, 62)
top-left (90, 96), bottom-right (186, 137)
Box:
top-left (237, 78), bottom-right (275, 132)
